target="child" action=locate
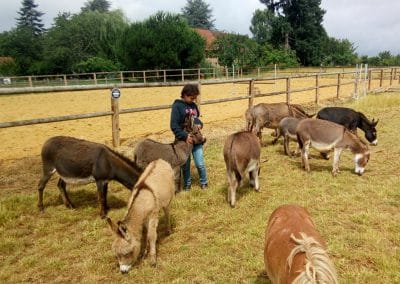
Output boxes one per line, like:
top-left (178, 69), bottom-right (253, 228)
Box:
top-left (170, 84), bottom-right (208, 190)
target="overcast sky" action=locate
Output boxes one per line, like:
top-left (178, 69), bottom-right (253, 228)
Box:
top-left (0, 0), bottom-right (399, 56)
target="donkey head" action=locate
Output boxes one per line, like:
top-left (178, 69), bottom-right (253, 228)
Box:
top-left (183, 114), bottom-right (206, 144)
top-left (354, 150), bottom-right (370, 176)
top-left (107, 218), bottom-right (141, 274)
top-left (361, 115), bottom-right (379, 145)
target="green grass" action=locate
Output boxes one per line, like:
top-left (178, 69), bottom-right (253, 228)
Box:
top-left (0, 93), bottom-right (400, 283)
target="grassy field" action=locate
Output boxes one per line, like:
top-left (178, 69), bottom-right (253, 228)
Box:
top-left (1, 92), bottom-right (400, 283)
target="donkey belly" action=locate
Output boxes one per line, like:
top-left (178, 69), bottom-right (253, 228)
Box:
top-left (310, 139), bottom-right (339, 152)
top-left (58, 174), bottom-right (96, 185)
top-left (245, 159), bottom-right (259, 173)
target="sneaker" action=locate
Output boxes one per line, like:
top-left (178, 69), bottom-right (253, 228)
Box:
top-left (200, 184), bottom-right (208, 190)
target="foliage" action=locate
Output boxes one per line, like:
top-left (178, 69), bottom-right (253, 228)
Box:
top-left (259, 43), bottom-right (299, 66)
top-left (181, 0), bottom-right (215, 29)
top-left (73, 56), bottom-right (122, 73)
top-left (250, 9), bottom-right (275, 44)
top-left (211, 33), bottom-right (260, 69)
top-left (16, 0), bottom-right (45, 35)
top-left (360, 51), bottom-right (400, 66)
top-left (81, 0), bottom-right (111, 13)
top-left (119, 12), bottom-right (205, 70)
top-left (322, 37), bottom-right (357, 66)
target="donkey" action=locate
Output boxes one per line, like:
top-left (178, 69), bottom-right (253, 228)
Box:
top-left (272, 117), bottom-right (301, 157)
top-left (133, 115), bottom-right (205, 192)
top-left (264, 204), bottom-right (338, 284)
top-left (107, 159), bottom-right (175, 273)
top-left (296, 118), bottom-right (370, 176)
top-left (37, 136), bottom-right (142, 218)
top-left (317, 106), bottom-right (378, 145)
top-left (246, 102), bottom-right (313, 144)
top-left (223, 131), bottom-right (261, 207)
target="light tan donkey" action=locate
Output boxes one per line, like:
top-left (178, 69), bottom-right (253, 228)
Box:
top-left (107, 159), bottom-right (175, 273)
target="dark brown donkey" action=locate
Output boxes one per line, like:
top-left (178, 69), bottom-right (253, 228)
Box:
top-left (133, 115), bottom-right (205, 192)
top-left (223, 131), bottom-right (261, 207)
top-left (296, 119), bottom-right (370, 176)
top-left (37, 136), bottom-right (142, 218)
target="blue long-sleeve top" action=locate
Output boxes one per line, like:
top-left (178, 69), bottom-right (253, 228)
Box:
top-left (170, 99), bottom-right (203, 141)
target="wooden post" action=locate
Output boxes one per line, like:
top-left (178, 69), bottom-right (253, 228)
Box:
top-left (394, 68), bottom-right (397, 85)
top-left (181, 69), bottom-right (184, 82)
top-left (111, 88), bottom-right (121, 147)
top-left (163, 70), bottom-right (166, 83)
top-left (248, 79), bottom-right (255, 108)
top-left (390, 68), bottom-right (394, 86)
top-left (336, 73), bottom-right (341, 99)
top-left (257, 67), bottom-right (260, 77)
top-left (286, 77), bottom-right (291, 104)
top-left (315, 74), bottom-right (320, 104)
top-left (197, 82), bottom-right (202, 114)
top-left (379, 69), bottom-right (383, 87)
top-left (225, 66), bottom-right (228, 79)
top-left (93, 73), bottom-right (97, 85)
top-left (120, 72), bottom-right (124, 84)
top-left (28, 76), bottom-right (33, 87)
top-left (63, 75), bottom-right (67, 86)
top-left (198, 68), bottom-right (201, 81)
top-left (213, 68), bottom-right (215, 79)
top-left (368, 70), bottom-right (372, 91)
top-left (143, 71), bottom-right (146, 84)
top-left (353, 67), bottom-right (359, 98)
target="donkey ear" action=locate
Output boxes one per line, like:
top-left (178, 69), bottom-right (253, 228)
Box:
top-left (372, 118), bottom-right (379, 126)
top-left (107, 217), bottom-right (123, 238)
top-left (117, 221), bottom-right (131, 241)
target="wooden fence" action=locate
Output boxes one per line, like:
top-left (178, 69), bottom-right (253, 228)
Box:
top-left (1, 67), bottom-right (399, 147)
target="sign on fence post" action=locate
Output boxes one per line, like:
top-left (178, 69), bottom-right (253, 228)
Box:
top-left (111, 87), bottom-right (121, 147)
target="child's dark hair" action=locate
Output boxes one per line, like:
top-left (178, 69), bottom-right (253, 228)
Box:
top-left (181, 84), bottom-right (200, 98)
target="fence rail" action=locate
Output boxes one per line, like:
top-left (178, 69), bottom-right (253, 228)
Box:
top-left (1, 66), bottom-right (399, 146)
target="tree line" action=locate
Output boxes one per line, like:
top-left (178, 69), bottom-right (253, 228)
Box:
top-left (0, 0), bottom-right (399, 77)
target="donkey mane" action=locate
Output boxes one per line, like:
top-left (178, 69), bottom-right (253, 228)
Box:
top-left (123, 161), bottom-right (158, 221)
top-left (108, 146), bottom-right (142, 173)
top-left (288, 233), bottom-right (338, 284)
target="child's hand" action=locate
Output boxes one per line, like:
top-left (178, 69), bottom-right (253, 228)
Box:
top-left (186, 134), bottom-right (194, 144)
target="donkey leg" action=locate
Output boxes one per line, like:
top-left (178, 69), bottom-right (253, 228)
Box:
top-left (147, 216), bottom-right (159, 267)
top-left (37, 173), bottom-right (53, 211)
top-left (163, 206), bottom-right (172, 235)
top-left (283, 135), bottom-right (290, 156)
top-left (332, 148), bottom-right (343, 176)
top-left (301, 143), bottom-right (310, 172)
top-left (96, 180), bottom-right (108, 218)
top-left (227, 172), bottom-right (239, 208)
top-left (57, 178), bottom-right (75, 209)
top-left (249, 166), bottom-right (260, 192)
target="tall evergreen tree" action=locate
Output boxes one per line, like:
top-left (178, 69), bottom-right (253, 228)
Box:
top-left (81, 0), bottom-right (111, 13)
top-left (259, 0), bottom-right (327, 65)
top-left (181, 0), bottom-right (215, 29)
top-left (16, 0), bottom-right (45, 35)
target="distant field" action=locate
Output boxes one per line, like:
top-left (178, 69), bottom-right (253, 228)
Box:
top-left (0, 89), bottom-right (399, 282)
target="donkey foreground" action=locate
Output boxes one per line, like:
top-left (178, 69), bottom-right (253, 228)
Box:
top-left (246, 102), bottom-right (313, 144)
top-left (37, 136), bottom-right (142, 218)
top-left (264, 204), bottom-right (338, 284)
top-left (107, 159), bottom-right (175, 273)
top-left (316, 106), bottom-right (378, 145)
top-left (296, 118), bottom-right (370, 176)
top-left (133, 115), bottom-right (205, 192)
top-left (223, 131), bottom-right (261, 207)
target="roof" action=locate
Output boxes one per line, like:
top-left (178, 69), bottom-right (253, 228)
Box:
top-left (194, 28), bottom-right (218, 50)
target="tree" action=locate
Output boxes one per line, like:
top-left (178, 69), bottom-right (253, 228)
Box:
top-left (211, 33), bottom-right (259, 69)
top-left (322, 37), bottom-right (357, 66)
top-left (81, 0), bottom-right (111, 13)
top-left (119, 12), bottom-right (205, 70)
top-left (250, 9), bottom-right (275, 44)
top-left (259, 0), bottom-right (328, 66)
top-left (181, 0), bottom-right (215, 29)
top-left (16, 0), bottom-right (45, 35)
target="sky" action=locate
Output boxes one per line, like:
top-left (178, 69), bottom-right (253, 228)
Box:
top-left (0, 0), bottom-right (399, 57)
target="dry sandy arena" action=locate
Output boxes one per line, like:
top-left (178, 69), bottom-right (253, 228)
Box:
top-left (0, 78), bottom-right (354, 163)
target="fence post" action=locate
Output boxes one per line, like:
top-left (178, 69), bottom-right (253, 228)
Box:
top-left (93, 73), bottom-right (97, 85)
top-left (143, 71), bottom-right (146, 84)
top-left (110, 88), bottom-right (121, 147)
top-left (197, 81), bottom-right (202, 114)
top-left (248, 79), bottom-right (255, 108)
top-left (181, 69), bottom-right (184, 82)
top-left (336, 73), bottom-right (341, 99)
top-left (315, 74), bottom-right (320, 104)
top-left (28, 76), bottom-right (33, 87)
top-left (63, 75), bottom-right (67, 86)
top-left (198, 68), bottom-right (201, 81)
top-left (379, 69), bottom-right (383, 87)
top-left (353, 66), bottom-right (359, 98)
top-left (286, 77), bottom-right (291, 104)
top-left (120, 72), bottom-right (124, 84)
top-left (390, 68), bottom-right (394, 86)
top-left (163, 70), bottom-right (166, 83)
top-left (368, 70), bottom-right (372, 91)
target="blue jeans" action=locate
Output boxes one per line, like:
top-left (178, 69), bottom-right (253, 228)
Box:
top-left (182, 143), bottom-right (208, 189)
